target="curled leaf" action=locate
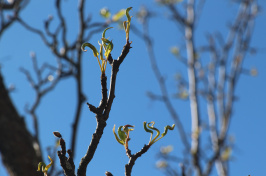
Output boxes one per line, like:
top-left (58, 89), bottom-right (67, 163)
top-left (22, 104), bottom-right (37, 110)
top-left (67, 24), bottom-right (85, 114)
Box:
top-left (101, 38), bottom-right (112, 45)
top-left (126, 7), bottom-right (133, 22)
top-left (118, 126), bottom-right (127, 142)
top-left (113, 125), bottom-right (125, 145)
top-left (102, 27), bottom-right (113, 39)
top-left (124, 7), bottom-right (132, 42)
top-left (123, 124), bottom-right (134, 133)
top-left (81, 43), bottom-right (99, 57)
top-left (143, 121), bottom-right (153, 134)
top-left (144, 121), bottom-right (154, 144)
top-left (144, 121), bottom-right (175, 145)
top-left (37, 162), bottom-right (46, 172)
top-left (162, 124), bottom-right (175, 137)
top-left (37, 156), bottom-right (53, 174)
top-left (45, 156), bottom-right (53, 172)
top-left (147, 122), bottom-right (161, 144)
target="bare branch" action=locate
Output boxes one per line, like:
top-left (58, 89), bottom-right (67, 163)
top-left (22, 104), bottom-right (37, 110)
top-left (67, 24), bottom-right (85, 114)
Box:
top-left (185, 1), bottom-right (202, 174)
top-left (134, 8), bottom-right (190, 151)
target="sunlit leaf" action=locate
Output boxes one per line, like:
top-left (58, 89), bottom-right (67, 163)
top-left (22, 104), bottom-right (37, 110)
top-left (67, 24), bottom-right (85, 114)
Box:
top-left (143, 121), bottom-right (154, 134)
top-left (113, 125), bottom-right (124, 145)
top-left (81, 43), bottom-right (99, 57)
top-left (102, 27), bottom-right (113, 39)
top-left (104, 42), bottom-right (113, 57)
top-left (44, 156), bottom-right (53, 172)
top-left (126, 7), bottom-right (133, 22)
top-left (123, 21), bottom-right (127, 31)
top-left (100, 8), bottom-right (111, 18)
top-left (118, 126), bottom-right (127, 142)
top-left (161, 124), bottom-right (175, 137)
top-left (112, 9), bottom-right (126, 22)
top-left (123, 125), bottom-right (134, 133)
top-left (37, 162), bottom-right (46, 172)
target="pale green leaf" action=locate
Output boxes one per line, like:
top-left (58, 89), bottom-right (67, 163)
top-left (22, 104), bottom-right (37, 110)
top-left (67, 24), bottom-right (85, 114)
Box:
top-left (81, 43), bottom-right (99, 57)
top-left (100, 8), bottom-right (111, 18)
top-left (126, 7), bottom-right (133, 22)
top-left (112, 9), bottom-right (126, 22)
top-left (102, 27), bottom-right (113, 39)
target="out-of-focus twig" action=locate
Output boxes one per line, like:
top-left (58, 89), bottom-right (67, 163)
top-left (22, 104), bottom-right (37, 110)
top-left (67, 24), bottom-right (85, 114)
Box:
top-left (17, 0), bottom-right (109, 159)
top-left (0, 0), bottom-right (29, 37)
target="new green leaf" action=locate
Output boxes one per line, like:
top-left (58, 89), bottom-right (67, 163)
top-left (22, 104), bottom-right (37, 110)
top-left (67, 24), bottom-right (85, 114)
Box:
top-left (81, 43), bottom-right (99, 57)
top-left (112, 9), bottom-right (126, 22)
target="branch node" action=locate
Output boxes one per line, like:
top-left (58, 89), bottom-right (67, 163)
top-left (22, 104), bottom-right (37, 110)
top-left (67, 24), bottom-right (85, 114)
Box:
top-left (105, 171), bottom-right (113, 176)
top-left (87, 102), bottom-right (99, 114)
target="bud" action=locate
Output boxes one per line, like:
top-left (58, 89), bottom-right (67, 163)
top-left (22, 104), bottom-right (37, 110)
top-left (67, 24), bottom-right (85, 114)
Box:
top-left (53, 131), bottom-right (62, 138)
top-left (105, 171), bottom-right (113, 176)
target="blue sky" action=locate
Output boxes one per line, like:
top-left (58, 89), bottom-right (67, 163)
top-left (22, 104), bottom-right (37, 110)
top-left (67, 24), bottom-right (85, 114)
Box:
top-left (0, 0), bottom-right (266, 176)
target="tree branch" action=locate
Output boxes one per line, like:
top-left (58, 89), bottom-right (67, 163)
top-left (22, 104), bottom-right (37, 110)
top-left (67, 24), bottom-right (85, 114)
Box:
top-left (125, 145), bottom-right (150, 176)
top-left (77, 42), bottom-right (131, 176)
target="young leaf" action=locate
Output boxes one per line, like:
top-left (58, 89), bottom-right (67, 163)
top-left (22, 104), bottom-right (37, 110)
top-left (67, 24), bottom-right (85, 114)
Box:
top-left (104, 42), bottom-right (113, 57)
top-left (81, 43), bottom-right (99, 57)
top-left (144, 121), bottom-right (154, 134)
top-left (118, 126), bottom-right (127, 142)
top-left (112, 9), bottom-right (126, 22)
top-left (44, 156), bottom-right (53, 172)
top-left (126, 7), bottom-right (133, 22)
top-left (101, 38), bottom-right (112, 45)
top-left (37, 162), bottom-right (46, 172)
top-left (113, 125), bottom-right (125, 145)
top-left (123, 21), bottom-right (127, 31)
top-left (98, 42), bottom-right (104, 60)
top-left (123, 125), bottom-right (134, 134)
top-left (161, 124), bottom-right (175, 137)
top-left (147, 122), bottom-right (161, 144)
top-left (102, 27), bottom-right (113, 39)
top-left (100, 8), bottom-right (111, 18)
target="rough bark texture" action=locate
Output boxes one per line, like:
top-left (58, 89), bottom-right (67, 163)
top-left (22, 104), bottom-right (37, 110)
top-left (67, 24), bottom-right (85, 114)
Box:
top-left (0, 72), bottom-right (43, 176)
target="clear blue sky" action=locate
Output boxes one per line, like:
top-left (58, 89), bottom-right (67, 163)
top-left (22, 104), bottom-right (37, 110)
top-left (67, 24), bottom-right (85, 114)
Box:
top-left (0, 0), bottom-right (266, 176)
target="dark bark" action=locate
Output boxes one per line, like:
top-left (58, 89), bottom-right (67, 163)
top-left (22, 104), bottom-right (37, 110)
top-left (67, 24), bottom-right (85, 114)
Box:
top-left (0, 72), bottom-right (43, 176)
top-left (125, 145), bottom-right (150, 176)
